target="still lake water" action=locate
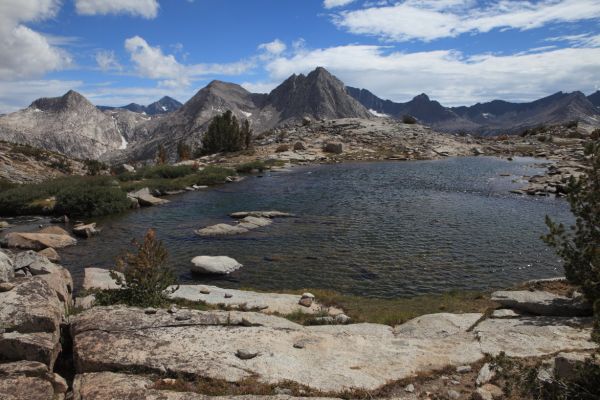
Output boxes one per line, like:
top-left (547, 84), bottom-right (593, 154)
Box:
top-left (54, 157), bottom-right (571, 298)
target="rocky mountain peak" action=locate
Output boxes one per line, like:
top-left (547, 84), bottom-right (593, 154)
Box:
top-left (31, 90), bottom-right (93, 113)
top-left (267, 67), bottom-right (371, 121)
top-left (412, 93), bottom-right (431, 102)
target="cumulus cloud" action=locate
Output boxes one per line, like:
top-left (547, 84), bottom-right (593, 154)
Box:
top-left (124, 36), bottom-right (254, 88)
top-left (75, 0), bottom-right (159, 18)
top-left (323, 0), bottom-right (357, 9)
top-left (333, 0), bottom-right (600, 42)
top-left (95, 50), bottom-right (122, 71)
top-left (260, 43), bottom-right (600, 105)
top-left (258, 39), bottom-right (287, 57)
top-left (0, 0), bottom-right (71, 80)
top-left (0, 79), bottom-right (82, 113)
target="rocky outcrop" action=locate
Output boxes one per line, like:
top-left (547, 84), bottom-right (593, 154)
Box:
top-left (0, 251), bottom-right (72, 369)
top-left (229, 211), bottom-right (294, 219)
top-left (491, 290), bottom-right (593, 317)
top-left (70, 307), bottom-right (596, 393)
top-left (171, 285), bottom-right (335, 315)
top-left (2, 231), bottom-right (77, 251)
top-left (128, 188), bottom-right (170, 207)
top-left (72, 372), bottom-right (340, 400)
top-left (0, 361), bottom-right (67, 400)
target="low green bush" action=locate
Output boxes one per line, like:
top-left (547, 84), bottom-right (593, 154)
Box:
top-left (236, 160), bottom-right (285, 173)
top-left (54, 185), bottom-right (130, 217)
top-left (0, 176), bottom-right (126, 217)
top-left (118, 164), bottom-right (197, 181)
top-left (119, 166), bottom-right (234, 192)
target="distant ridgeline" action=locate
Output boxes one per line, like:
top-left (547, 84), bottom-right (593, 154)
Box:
top-left (0, 66), bottom-right (598, 162)
top-left (347, 87), bottom-right (600, 136)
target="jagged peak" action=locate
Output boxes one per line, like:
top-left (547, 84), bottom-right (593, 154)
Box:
top-left (412, 93), bottom-right (431, 102)
top-left (30, 90), bottom-right (93, 112)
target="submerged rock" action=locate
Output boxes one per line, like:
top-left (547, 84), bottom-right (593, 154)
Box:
top-left (229, 211), bottom-right (294, 219)
top-left (195, 223), bottom-right (249, 236)
top-left (190, 256), bottom-right (242, 275)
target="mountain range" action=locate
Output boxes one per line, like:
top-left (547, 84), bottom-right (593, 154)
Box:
top-left (98, 96), bottom-right (183, 115)
top-left (0, 66), bottom-right (598, 161)
top-left (347, 87), bottom-right (600, 135)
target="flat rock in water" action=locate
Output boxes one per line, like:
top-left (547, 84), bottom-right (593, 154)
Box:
top-left (491, 290), bottom-right (593, 317)
top-left (128, 188), bottom-right (169, 207)
top-left (170, 285), bottom-right (326, 315)
top-left (3, 232), bottom-right (77, 250)
top-left (238, 216), bottom-right (273, 229)
top-left (82, 268), bottom-right (123, 291)
top-left (73, 223), bottom-right (100, 238)
top-left (195, 223), bottom-right (249, 236)
top-left (37, 226), bottom-right (71, 236)
top-left (190, 256), bottom-right (242, 274)
top-left (230, 211), bottom-right (293, 219)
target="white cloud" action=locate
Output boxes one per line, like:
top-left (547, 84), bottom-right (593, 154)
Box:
top-left (75, 0), bottom-right (159, 19)
top-left (124, 36), bottom-right (254, 88)
top-left (0, 0), bottom-right (71, 80)
top-left (258, 39), bottom-right (287, 56)
top-left (0, 79), bottom-right (83, 113)
top-left (261, 43), bottom-right (600, 105)
top-left (240, 81), bottom-right (279, 94)
top-left (333, 0), bottom-right (600, 42)
top-left (323, 0), bottom-right (357, 9)
top-left (95, 50), bottom-right (122, 71)
top-left (546, 32), bottom-right (600, 48)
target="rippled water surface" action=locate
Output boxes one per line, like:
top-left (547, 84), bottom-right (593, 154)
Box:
top-left (52, 157), bottom-right (572, 298)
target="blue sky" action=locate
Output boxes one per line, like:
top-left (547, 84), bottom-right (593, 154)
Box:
top-left (0, 0), bottom-right (599, 112)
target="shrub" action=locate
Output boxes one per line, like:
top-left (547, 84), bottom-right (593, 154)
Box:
top-left (119, 166), bottom-right (234, 193)
top-left (235, 160), bottom-right (284, 174)
top-left (591, 129), bottom-right (600, 140)
top-left (54, 185), bottom-right (130, 217)
top-left (157, 144), bottom-right (167, 165)
top-left (564, 120), bottom-right (579, 129)
top-left (10, 144), bottom-right (47, 160)
top-left (84, 159), bottom-right (107, 176)
top-left (0, 176), bottom-right (128, 217)
top-left (50, 158), bottom-right (72, 173)
top-left (543, 141), bottom-right (600, 340)
top-left (275, 144), bottom-right (289, 153)
top-left (201, 111), bottom-right (252, 154)
top-left (402, 115), bottom-right (417, 124)
top-left (177, 141), bottom-right (192, 161)
top-left (97, 229), bottom-right (178, 308)
top-left (118, 165), bottom-right (197, 181)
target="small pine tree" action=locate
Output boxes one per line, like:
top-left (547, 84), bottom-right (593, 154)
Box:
top-left (108, 229), bottom-right (178, 307)
top-left (157, 144), bottom-right (167, 165)
top-left (543, 141), bottom-right (600, 339)
top-left (201, 110), bottom-right (250, 154)
top-left (177, 141), bottom-right (191, 161)
top-left (241, 119), bottom-right (253, 150)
